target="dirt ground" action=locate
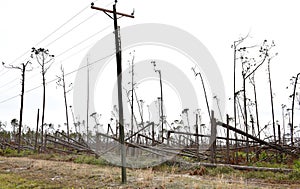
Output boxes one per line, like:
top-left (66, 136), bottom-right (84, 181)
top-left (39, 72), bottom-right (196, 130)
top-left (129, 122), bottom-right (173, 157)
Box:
top-left (0, 156), bottom-right (299, 189)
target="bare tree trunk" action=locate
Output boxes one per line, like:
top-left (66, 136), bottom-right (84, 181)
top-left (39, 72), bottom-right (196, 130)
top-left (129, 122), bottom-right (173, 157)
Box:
top-left (233, 42), bottom-right (238, 164)
top-left (31, 48), bottom-right (54, 149)
top-left (17, 64), bottom-right (26, 153)
top-left (291, 73), bottom-right (300, 146)
top-left (268, 60), bottom-right (276, 144)
top-left (281, 105), bottom-right (286, 145)
top-left (251, 74), bottom-right (260, 139)
top-left (62, 70), bottom-right (70, 141)
top-left (35, 109), bottom-right (39, 152)
top-left (243, 77), bottom-right (249, 162)
top-left (3, 61), bottom-right (31, 153)
top-left (41, 71), bottom-right (46, 148)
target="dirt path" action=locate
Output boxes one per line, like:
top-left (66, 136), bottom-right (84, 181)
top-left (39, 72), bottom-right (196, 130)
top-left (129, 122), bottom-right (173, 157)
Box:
top-left (0, 156), bottom-right (299, 188)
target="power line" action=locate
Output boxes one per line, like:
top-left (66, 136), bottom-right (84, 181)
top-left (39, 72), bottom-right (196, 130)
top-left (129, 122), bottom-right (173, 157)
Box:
top-left (0, 1), bottom-right (114, 96)
top-left (0, 25), bottom-right (111, 95)
top-left (7, 0), bottom-right (112, 66)
top-left (8, 6), bottom-right (88, 66)
top-left (45, 12), bottom-right (99, 48)
top-left (0, 53), bottom-right (115, 104)
top-left (60, 41), bottom-right (95, 63)
top-left (0, 78), bottom-right (19, 89)
top-left (0, 70), bottom-right (10, 78)
top-left (0, 82), bottom-right (20, 95)
top-left (56, 25), bottom-right (111, 58)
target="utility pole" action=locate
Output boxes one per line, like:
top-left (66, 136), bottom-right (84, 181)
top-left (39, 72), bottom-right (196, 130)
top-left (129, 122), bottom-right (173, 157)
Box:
top-left (91, 1), bottom-right (134, 184)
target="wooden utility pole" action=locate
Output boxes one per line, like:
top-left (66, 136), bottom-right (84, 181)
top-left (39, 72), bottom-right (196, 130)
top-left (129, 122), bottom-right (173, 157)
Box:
top-left (91, 1), bottom-right (134, 184)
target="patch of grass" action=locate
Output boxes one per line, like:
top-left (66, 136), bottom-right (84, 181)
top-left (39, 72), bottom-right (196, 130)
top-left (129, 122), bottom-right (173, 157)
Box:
top-left (207, 166), bottom-right (235, 176)
top-left (29, 153), bottom-right (107, 166)
top-left (73, 155), bottom-right (107, 165)
top-left (288, 170), bottom-right (300, 180)
top-left (0, 173), bottom-right (61, 189)
top-left (288, 159), bottom-right (300, 180)
top-left (152, 161), bottom-right (179, 174)
top-left (293, 158), bottom-right (300, 170)
top-left (0, 148), bottom-right (34, 157)
top-left (28, 153), bottom-right (56, 160)
top-left (251, 161), bottom-right (290, 169)
top-left (244, 171), bottom-right (276, 180)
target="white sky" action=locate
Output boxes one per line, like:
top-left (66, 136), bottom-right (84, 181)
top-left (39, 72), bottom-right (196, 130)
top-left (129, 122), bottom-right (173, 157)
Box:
top-left (1, 0), bottom-right (300, 137)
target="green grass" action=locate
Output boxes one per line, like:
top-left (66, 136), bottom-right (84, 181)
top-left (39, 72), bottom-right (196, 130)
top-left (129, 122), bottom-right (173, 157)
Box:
top-left (207, 166), bottom-right (235, 176)
top-left (28, 152), bottom-right (108, 166)
top-left (73, 155), bottom-right (107, 165)
top-left (0, 148), bottom-right (34, 157)
top-left (0, 173), bottom-right (61, 189)
top-left (202, 166), bottom-right (300, 182)
top-left (2, 147), bottom-right (300, 185)
top-left (251, 161), bottom-right (290, 169)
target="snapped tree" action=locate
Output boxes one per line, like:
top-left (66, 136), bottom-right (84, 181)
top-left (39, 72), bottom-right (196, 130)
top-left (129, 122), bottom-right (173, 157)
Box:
top-left (2, 60), bottom-right (32, 153)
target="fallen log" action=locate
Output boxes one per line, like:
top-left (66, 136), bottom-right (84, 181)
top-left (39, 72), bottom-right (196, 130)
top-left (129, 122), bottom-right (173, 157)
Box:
top-left (217, 121), bottom-right (298, 157)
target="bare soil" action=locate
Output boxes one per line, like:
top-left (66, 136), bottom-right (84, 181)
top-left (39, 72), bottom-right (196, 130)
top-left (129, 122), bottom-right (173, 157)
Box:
top-left (0, 156), bottom-right (299, 188)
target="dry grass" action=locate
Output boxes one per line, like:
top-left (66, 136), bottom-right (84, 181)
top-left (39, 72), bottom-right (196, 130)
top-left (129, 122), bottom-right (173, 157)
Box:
top-left (0, 156), bottom-right (299, 188)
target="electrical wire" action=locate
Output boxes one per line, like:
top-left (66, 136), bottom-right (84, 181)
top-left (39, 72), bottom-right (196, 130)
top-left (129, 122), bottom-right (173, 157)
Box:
top-left (0, 0), bottom-right (116, 103)
top-left (0, 70), bottom-right (9, 78)
top-left (0, 24), bottom-right (111, 95)
top-left (0, 53), bottom-right (115, 104)
top-left (45, 12), bottom-right (99, 48)
top-left (8, 7), bottom-right (89, 66)
top-left (0, 67), bottom-right (4, 73)
top-left (0, 78), bottom-right (19, 89)
top-left (6, 0), bottom-right (113, 66)
top-left (56, 25), bottom-right (111, 58)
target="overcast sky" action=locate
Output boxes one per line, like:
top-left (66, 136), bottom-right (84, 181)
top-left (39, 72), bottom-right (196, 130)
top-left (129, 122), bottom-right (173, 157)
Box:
top-left (1, 0), bottom-right (300, 136)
